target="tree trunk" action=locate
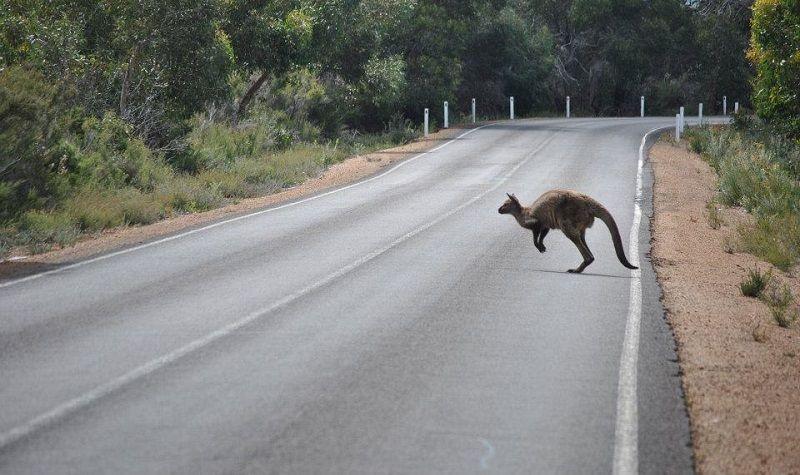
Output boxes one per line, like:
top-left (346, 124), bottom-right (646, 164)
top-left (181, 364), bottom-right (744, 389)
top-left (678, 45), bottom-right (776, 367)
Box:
top-left (120, 44), bottom-right (143, 119)
top-left (234, 71), bottom-right (270, 126)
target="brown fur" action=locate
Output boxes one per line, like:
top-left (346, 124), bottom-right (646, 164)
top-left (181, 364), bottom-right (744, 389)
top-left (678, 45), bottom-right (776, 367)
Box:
top-left (498, 189), bottom-right (638, 273)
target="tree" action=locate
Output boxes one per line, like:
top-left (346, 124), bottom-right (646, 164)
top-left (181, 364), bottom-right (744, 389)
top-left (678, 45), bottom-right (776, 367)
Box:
top-left (224, 0), bottom-right (313, 123)
top-left (748, 0), bottom-right (800, 138)
top-left (460, 6), bottom-right (554, 115)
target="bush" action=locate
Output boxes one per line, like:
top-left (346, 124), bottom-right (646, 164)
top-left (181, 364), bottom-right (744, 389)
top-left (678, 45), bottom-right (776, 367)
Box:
top-left (0, 228), bottom-right (13, 259)
top-left (740, 267), bottom-right (772, 298)
top-left (706, 199), bottom-right (724, 229)
top-left (184, 113), bottom-right (294, 171)
top-left (157, 176), bottom-right (224, 213)
top-left (65, 113), bottom-right (174, 190)
top-left (696, 124), bottom-right (800, 269)
top-left (0, 66), bottom-right (64, 220)
top-left (383, 114), bottom-right (420, 145)
top-left (65, 188), bottom-right (165, 231)
top-left (762, 282), bottom-right (797, 328)
top-left (748, 0), bottom-right (800, 139)
top-left (739, 215), bottom-right (800, 271)
top-left (18, 210), bottom-right (79, 252)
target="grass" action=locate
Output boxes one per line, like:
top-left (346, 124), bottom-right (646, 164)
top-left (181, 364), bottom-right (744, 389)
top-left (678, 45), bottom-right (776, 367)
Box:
top-left (706, 199), bottom-right (724, 229)
top-left (17, 210), bottom-right (80, 254)
top-left (686, 124), bottom-right (800, 270)
top-left (740, 267), bottom-right (773, 298)
top-left (752, 323), bottom-right (769, 343)
top-left (761, 282), bottom-right (798, 328)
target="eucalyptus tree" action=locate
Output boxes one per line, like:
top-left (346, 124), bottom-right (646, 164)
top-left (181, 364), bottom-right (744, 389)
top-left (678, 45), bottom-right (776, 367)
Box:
top-left (224, 0), bottom-right (314, 124)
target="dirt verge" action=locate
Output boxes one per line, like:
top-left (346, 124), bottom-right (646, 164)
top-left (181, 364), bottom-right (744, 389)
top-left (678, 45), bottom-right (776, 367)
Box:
top-left (0, 124), bottom-right (482, 280)
top-left (649, 140), bottom-right (800, 474)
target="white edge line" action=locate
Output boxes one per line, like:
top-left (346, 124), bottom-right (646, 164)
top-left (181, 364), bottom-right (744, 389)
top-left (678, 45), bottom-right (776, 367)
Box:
top-left (612, 125), bottom-right (671, 475)
top-left (0, 125), bottom-right (492, 290)
top-left (0, 132), bottom-right (555, 451)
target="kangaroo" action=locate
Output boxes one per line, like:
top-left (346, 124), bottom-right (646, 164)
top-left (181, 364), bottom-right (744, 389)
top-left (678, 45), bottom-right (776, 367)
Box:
top-left (498, 190), bottom-right (638, 273)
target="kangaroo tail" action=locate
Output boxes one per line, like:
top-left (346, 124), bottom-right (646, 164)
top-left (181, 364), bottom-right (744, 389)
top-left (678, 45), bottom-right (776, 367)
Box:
top-left (591, 202), bottom-right (638, 270)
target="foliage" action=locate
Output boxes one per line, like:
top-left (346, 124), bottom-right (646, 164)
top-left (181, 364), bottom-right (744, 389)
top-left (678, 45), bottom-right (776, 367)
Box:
top-left (693, 123), bottom-right (800, 270)
top-left (740, 267), bottom-right (773, 297)
top-left (748, 0), bottom-right (800, 139)
top-left (0, 65), bottom-right (66, 221)
top-left (762, 281), bottom-right (797, 328)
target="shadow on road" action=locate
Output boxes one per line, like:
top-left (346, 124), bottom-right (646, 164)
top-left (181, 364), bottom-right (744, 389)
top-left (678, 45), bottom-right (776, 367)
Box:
top-left (0, 260), bottom-right (62, 283)
top-left (529, 267), bottom-right (634, 279)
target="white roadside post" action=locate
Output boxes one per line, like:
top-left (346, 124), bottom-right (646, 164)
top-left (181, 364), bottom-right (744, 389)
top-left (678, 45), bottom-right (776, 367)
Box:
top-left (566, 96), bottom-right (571, 118)
top-left (699, 103), bottom-right (703, 124)
top-left (471, 98), bottom-right (476, 123)
top-left (640, 96), bottom-right (645, 117)
top-left (443, 101), bottom-right (449, 129)
top-left (679, 106), bottom-right (685, 133)
top-left (735, 101), bottom-right (739, 114)
top-left (723, 96), bottom-right (727, 116)
top-left (424, 108), bottom-right (429, 137)
top-left (675, 114), bottom-right (681, 142)
top-left (510, 96), bottom-right (515, 120)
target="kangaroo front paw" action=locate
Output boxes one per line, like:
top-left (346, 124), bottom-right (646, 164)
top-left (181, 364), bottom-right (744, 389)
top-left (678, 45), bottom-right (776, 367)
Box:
top-left (567, 268), bottom-right (576, 273)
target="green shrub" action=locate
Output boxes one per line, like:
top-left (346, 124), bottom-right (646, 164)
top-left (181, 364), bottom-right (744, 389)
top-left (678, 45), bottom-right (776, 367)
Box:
top-left (748, 0), bottom-right (800, 139)
top-left (65, 190), bottom-right (125, 231)
top-left (63, 113), bottom-right (174, 191)
top-left (18, 210), bottom-right (79, 252)
top-left (64, 188), bottom-right (166, 231)
top-left (739, 216), bottom-right (799, 271)
top-left (185, 113), bottom-right (291, 171)
top-left (0, 228), bottom-right (13, 259)
top-left (157, 176), bottom-right (224, 213)
top-left (686, 127), bottom-right (712, 154)
top-left (706, 200), bottom-right (724, 229)
top-left (740, 267), bottom-right (773, 298)
top-left (694, 124), bottom-right (800, 269)
top-left (762, 281), bottom-right (797, 328)
top-left (197, 169), bottom-right (251, 199)
top-left (0, 66), bottom-right (65, 220)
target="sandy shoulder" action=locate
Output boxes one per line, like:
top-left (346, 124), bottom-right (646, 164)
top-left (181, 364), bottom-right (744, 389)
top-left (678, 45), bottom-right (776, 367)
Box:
top-left (649, 141), bottom-right (800, 474)
top-left (0, 124), bottom-right (483, 280)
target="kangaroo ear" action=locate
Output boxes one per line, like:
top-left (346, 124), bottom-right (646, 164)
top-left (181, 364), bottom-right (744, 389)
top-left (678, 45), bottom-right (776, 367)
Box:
top-left (507, 193), bottom-right (519, 204)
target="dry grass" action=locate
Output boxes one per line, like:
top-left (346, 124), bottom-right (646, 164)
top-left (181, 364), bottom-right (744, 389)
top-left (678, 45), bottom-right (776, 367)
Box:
top-left (740, 267), bottom-right (773, 298)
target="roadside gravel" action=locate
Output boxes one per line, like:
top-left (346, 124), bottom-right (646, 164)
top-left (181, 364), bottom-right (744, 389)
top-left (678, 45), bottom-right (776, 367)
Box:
top-left (650, 140), bottom-right (800, 474)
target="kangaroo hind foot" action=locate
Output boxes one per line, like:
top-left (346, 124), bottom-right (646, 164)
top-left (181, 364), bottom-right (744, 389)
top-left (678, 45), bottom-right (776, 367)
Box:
top-left (566, 230), bottom-right (594, 274)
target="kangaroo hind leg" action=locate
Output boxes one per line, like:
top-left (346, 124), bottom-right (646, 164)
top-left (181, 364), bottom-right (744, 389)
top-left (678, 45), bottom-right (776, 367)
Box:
top-left (538, 227), bottom-right (550, 252)
top-left (532, 222), bottom-right (546, 253)
top-left (566, 229), bottom-right (594, 273)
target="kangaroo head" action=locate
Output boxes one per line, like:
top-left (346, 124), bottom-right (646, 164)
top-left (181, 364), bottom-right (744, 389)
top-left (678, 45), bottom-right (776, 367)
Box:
top-left (498, 193), bottom-right (522, 215)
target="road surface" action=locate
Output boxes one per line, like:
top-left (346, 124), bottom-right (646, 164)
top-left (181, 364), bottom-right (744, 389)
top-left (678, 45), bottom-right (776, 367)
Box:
top-left (1, 118), bottom-right (694, 474)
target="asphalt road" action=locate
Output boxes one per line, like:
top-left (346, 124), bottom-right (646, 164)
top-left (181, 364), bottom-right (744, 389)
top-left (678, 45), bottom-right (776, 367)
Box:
top-left (1, 118), bottom-right (695, 474)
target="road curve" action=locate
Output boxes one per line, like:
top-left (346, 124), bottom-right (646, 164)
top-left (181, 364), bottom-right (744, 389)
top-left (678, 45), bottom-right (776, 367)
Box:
top-left (1, 118), bottom-right (693, 474)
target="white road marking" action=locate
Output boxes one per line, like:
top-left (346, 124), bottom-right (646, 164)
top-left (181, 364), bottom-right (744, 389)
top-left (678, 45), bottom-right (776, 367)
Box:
top-left (612, 125), bottom-right (671, 475)
top-left (479, 438), bottom-right (496, 470)
top-left (0, 125), bottom-right (492, 290)
top-left (0, 133), bottom-right (556, 451)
